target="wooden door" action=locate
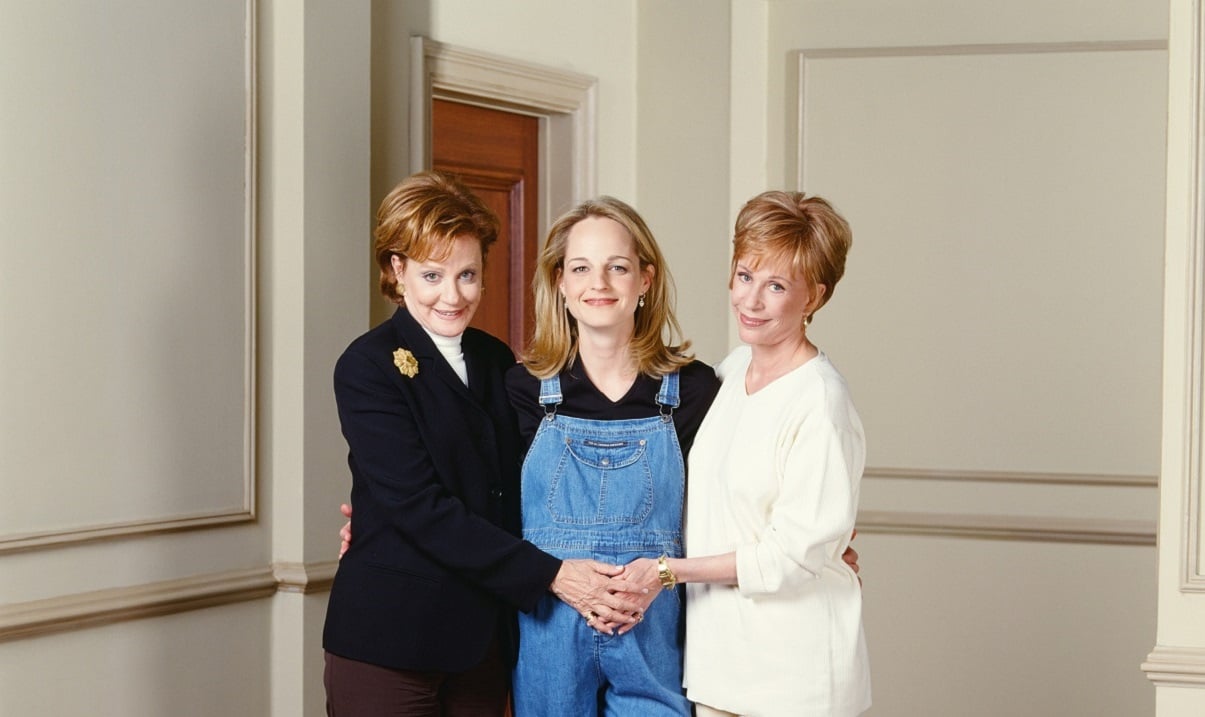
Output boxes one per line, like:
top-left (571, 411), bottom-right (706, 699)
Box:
top-left (432, 99), bottom-right (539, 351)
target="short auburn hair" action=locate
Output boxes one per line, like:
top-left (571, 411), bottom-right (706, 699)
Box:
top-left (731, 191), bottom-right (851, 317)
top-left (374, 171), bottom-right (499, 304)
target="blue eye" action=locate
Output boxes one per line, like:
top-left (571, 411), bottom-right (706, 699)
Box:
top-left (736, 272), bottom-right (751, 283)
top-left (422, 272), bottom-right (440, 282)
top-left (610, 264), bottom-right (628, 273)
top-left (459, 270), bottom-right (478, 282)
top-left (769, 283), bottom-right (785, 293)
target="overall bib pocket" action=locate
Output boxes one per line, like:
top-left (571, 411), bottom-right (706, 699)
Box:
top-left (546, 435), bottom-right (654, 525)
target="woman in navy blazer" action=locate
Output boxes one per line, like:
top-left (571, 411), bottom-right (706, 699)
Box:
top-left (323, 172), bottom-right (640, 716)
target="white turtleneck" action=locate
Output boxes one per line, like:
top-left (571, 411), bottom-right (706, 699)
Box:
top-left (422, 327), bottom-right (468, 385)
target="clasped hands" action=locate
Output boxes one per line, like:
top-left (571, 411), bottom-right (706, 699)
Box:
top-left (557, 535), bottom-right (862, 637)
top-left (550, 557), bottom-right (663, 637)
top-left (338, 504), bottom-right (657, 636)
top-left (338, 505), bottom-right (859, 637)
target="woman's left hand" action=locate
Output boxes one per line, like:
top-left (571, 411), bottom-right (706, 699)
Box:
top-left (843, 528), bottom-right (861, 586)
top-left (551, 559), bottom-right (644, 635)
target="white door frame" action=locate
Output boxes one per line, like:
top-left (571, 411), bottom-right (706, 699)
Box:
top-left (410, 36), bottom-right (597, 233)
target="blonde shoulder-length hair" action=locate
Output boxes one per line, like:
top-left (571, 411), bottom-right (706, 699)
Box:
top-left (522, 196), bottom-right (693, 379)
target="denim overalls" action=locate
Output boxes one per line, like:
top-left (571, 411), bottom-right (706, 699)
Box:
top-left (512, 372), bottom-right (690, 716)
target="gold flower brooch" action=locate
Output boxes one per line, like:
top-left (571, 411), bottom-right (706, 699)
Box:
top-left (393, 348), bottom-right (419, 378)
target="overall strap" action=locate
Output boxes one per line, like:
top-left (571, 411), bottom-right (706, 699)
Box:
top-left (655, 371), bottom-right (680, 418)
top-left (538, 375), bottom-right (563, 417)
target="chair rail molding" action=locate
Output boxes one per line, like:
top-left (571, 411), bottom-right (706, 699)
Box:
top-left (858, 510), bottom-right (1154, 546)
top-left (866, 466), bottom-right (1157, 488)
top-left (858, 468), bottom-right (1157, 545)
top-left (1143, 645), bottom-right (1205, 687)
top-left (0, 559), bottom-right (337, 643)
top-left (0, 567), bottom-right (275, 643)
top-left (273, 560), bottom-right (338, 594)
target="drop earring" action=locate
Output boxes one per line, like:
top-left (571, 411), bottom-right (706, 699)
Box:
top-left (638, 294), bottom-right (646, 308)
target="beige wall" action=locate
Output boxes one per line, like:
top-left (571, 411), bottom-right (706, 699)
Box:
top-left (753, 1), bottom-right (1168, 715)
top-left (635, 1), bottom-right (733, 363)
top-left (1, 0), bottom-right (367, 714)
top-left (0, 601), bottom-right (272, 715)
top-left (368, 0), bottom-right (733, 361)
top-left (1, 1), bottom-right (1196, 715)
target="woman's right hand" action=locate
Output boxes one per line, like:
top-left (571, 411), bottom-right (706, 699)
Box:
top-left (606, 557), bottom-right (663, 635)
top-left (339, 503), bottom-right (650, 633)
top-left (338, 503), bottom-right (353, 559)
top-left (550, 559), bottom-right (643, 635)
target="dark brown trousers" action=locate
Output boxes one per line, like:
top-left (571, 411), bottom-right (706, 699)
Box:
top-left (324, 642), bottom-right (508, 717)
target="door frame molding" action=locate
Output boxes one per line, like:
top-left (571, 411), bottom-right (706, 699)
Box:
top-left (410, 37), bottom-right (597, 229)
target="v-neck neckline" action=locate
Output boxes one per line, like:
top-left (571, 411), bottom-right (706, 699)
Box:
top-left (582, 371), bottom-right (640, 405)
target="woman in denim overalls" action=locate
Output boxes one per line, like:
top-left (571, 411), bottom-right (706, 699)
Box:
top-left (329, 192), bottom-right (864, 715)
top-left (506, 197), bottom-right (719, 716)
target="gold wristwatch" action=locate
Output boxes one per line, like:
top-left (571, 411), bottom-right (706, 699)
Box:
top-left (657, 554), bottom-right (677, 590)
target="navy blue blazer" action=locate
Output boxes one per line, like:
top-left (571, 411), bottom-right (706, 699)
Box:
top-left (323, 308), bottom-right (562, 672)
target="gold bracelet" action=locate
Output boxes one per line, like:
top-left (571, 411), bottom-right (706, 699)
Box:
top-left (657, 553), bottom-right (677, 590)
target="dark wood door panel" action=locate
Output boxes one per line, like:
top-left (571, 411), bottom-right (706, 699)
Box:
top-left (432, 100), bottom-right (539, 350)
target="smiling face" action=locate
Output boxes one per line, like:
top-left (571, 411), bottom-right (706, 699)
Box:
top-left (558, 216), bottom-right (652, 336)
top-left (730, 254), bottom-right (825, 349)
top-left (392, 235), bottom-right (484, 337)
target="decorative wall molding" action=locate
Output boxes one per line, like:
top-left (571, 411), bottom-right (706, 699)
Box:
top-left (0, 511), bottom-right (257, 555)
top-left (0, 567), bottom-right (276, 643)
top-left (796, 39), bottom-right (1165, 60)
top-left (410, 36), bottom-right (597, 215)
top-left (1178, 0), bottom-right (1205, 593)
top-left (859, 468), bottom-right (1157, 545)
top-left (865, 466), bottom-right (1157, 488)
top-left (858, 509), bottom-right (1154, 546)
top-left (792, 40), bottom-right (1165, 552)
top-left (0, 559), bottom-right (336, 643)
top-left (0, 0), bottom-right (259, 555)
top-left (1143, 645), bottom-right (1205, 687)
top-left (791, 39), bottom-right (1167, 191)
top-left (273, 560), bottom-right (338, 594)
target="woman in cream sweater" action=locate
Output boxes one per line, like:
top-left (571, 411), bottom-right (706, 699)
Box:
top-left (618, 191), bottom-right (871, 716)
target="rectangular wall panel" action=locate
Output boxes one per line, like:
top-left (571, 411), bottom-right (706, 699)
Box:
top-left (794, 43), bottom-right (1166, 538)
top-left (0, 0), bottom-right (255, 550)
